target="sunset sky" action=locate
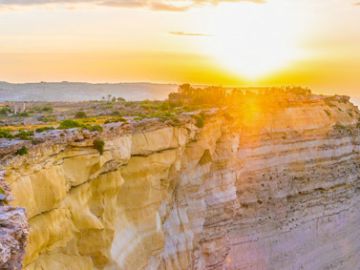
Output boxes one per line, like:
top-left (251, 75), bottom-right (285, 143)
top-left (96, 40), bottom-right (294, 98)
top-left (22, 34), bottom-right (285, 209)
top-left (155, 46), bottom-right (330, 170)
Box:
top-left (0, 0), bottom-right (359, 99)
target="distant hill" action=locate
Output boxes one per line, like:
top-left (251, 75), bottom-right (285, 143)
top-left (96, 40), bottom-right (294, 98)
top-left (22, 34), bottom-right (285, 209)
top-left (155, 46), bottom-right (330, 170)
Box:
top-left (0, 82), bottom-right (178, 102)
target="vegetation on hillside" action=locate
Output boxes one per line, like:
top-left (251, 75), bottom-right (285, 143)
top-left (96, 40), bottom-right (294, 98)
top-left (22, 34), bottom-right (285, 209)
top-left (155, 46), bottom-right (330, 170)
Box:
top-left (169, 84), bottom-right (312, 107)
top-left (1, 84), bottom-right (358, 160)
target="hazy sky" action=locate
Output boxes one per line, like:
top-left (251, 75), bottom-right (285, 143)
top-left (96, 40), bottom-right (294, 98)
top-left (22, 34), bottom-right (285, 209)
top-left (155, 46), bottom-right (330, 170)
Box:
top-left (0, 0), bottom-right (359, 98)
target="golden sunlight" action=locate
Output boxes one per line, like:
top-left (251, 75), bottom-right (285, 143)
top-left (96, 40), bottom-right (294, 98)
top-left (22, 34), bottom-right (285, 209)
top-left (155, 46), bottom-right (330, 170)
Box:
top-left (203, 2), bottom-right (308, 80)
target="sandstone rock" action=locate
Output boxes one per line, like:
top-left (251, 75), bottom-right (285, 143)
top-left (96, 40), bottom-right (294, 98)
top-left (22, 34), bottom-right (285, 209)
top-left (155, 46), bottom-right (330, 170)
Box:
top-left (1, 95), bottom-right (360, 269)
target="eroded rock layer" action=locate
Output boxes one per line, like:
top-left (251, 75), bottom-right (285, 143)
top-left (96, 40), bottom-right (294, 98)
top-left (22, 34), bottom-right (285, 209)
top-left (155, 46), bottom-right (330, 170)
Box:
top-left (1, 95), bottom-right (360, 269)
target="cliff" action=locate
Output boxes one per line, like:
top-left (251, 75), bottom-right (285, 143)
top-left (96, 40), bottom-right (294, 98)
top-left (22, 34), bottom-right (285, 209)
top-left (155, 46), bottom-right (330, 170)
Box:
top-left (1, 94), bottom-right (360, 269)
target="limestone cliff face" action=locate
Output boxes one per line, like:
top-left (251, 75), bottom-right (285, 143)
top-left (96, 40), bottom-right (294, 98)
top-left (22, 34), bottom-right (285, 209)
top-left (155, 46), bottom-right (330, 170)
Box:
top-left (1, 95), bottom-right (360, 269)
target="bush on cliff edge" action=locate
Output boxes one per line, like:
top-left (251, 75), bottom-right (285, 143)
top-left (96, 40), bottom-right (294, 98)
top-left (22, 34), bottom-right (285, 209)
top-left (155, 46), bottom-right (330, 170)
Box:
top-left (93, 138), bottom-right (105, 155)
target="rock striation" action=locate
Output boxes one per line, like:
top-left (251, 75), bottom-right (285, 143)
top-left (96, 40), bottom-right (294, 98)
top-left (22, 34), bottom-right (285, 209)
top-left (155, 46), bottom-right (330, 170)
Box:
top-left (1, 94), bottom-right (360, 269)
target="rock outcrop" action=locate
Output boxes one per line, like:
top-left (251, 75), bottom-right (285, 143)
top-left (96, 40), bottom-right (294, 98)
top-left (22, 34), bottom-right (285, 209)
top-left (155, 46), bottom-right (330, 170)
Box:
top-left (0, 207), bottom-right (27, 270)
top-left (1, 94), bottom-right (360, 269)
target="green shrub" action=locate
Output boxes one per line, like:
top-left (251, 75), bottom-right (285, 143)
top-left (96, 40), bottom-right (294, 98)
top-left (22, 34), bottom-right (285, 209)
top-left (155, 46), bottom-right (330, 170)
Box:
top-left (93, 138), bottom-right (105, 155)
top-left (59, 119), bottom-right (103, 132)
top-left (81, 118), bottom-right (95, 124)
top-left (17, 112), bottom-right (30, 117)
top-left (0, 106), bottom-right (12, 116)
top-left (159, 102), bottom-right (170, 111)
top-left (42, 105), bottom-right (53, 112)
top-left (195, 117), bottom-right (204, 128)
top-left (75, 111), bottom-right (87, 118)
top-left (37, 115), bottom-right (57, 122)
top-left (193, 113), bottom-right (205, 128)
top-left (84, 125), bottom-right (103, 132)
top-left (36, 126), bottom-right (55, 133)
top-left (0, 129), bottom-right (13, 139)
top-left (15, 146), bottom-right (28, 156)
top-left (59, 119), bottom-right (82, 129)
top-left (15, 130), bottom-right (34, 140)
top-left (140, 102), bottom-right (156, 110)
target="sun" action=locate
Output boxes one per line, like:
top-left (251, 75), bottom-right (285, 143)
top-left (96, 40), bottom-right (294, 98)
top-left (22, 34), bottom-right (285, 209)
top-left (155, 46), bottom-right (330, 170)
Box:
top-left (209, 33), bottom-right (298, 80)
top-left (202, 2), bottom-right (307, 80)
top-left (211, 32), bottom-right (302, 80)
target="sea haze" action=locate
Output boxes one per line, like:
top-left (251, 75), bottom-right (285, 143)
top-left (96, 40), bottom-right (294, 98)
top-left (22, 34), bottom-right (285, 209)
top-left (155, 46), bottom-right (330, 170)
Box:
top-left (0, 82), bottom-right (177, 102)
top-left (1, 81), bottom-right (358, 106)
